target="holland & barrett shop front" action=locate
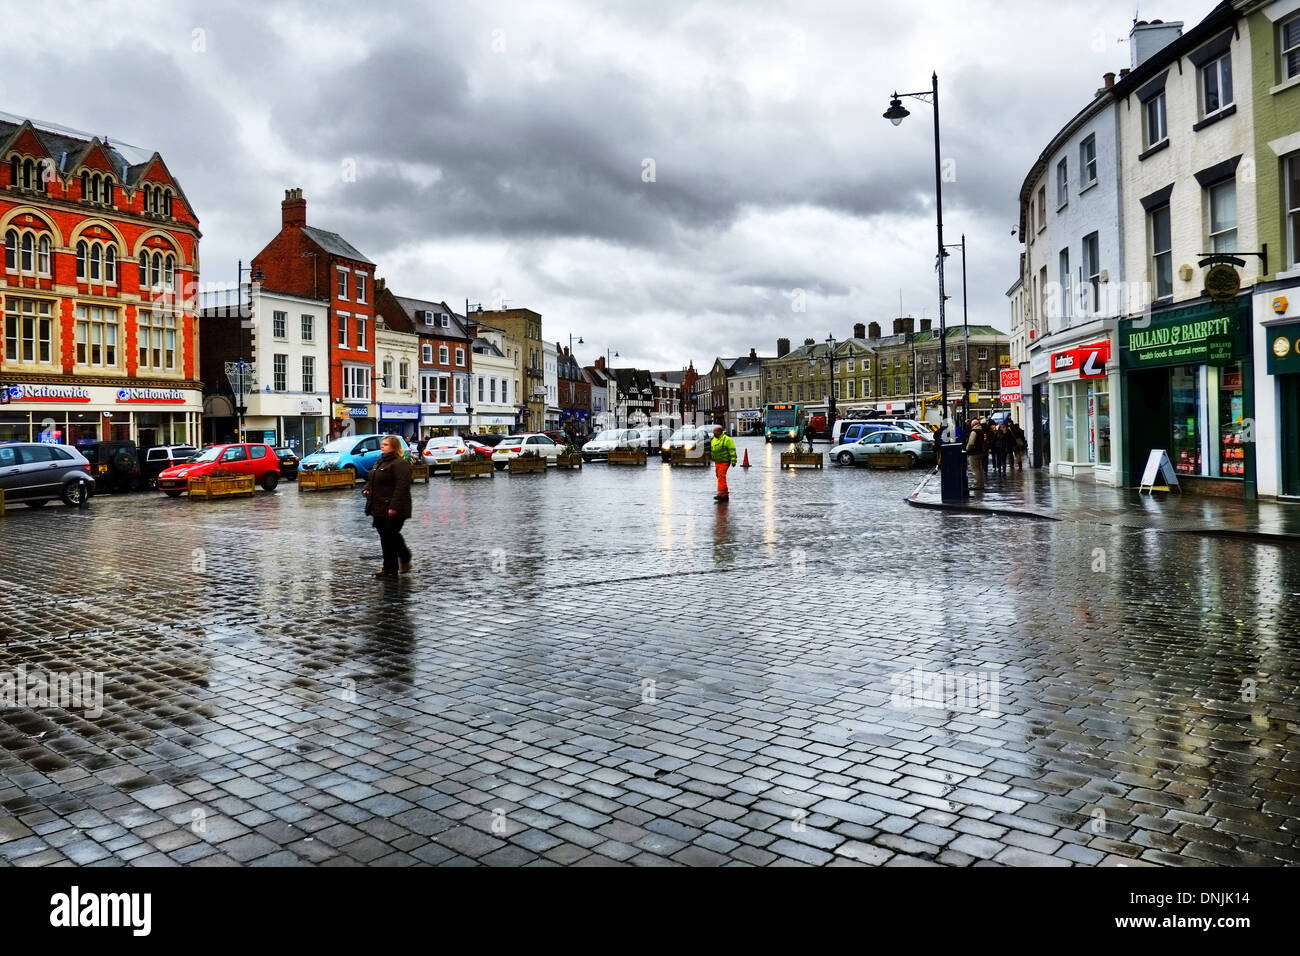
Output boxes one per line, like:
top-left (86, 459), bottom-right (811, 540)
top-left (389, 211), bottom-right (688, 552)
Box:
top-left (1120, 297), bottom-right (1253, 496)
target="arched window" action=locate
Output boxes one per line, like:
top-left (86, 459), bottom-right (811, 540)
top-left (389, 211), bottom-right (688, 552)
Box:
top-left (21, 159), bottom-right (33, 189)
top-left (164, 191), bottom-right (173, 217)
top-left (36, 161), bottom-right (46, 193)
top-left (138, 252), bottom-right (148, 286)
top-left (105, 246), bottom-right (116, 282)
top-left (89, 241), bottom-right (102, 281)
top-left (80, 171), bottom-right (89, 199)
top-left (103, 177), bottom-right (113, 206)
top-left (7, 157), bottom-right (16, 186)
top-left (76, 241), bottom-right (87, 280)
top-left (164, 254), bottom-right (175, 289)
top-left (37, 236), bottom-right (50, 274)
top-left (151, 251), bottom-right (162, 288)
top-left (4, 230), bottom-right (16, 271)
top-left (19, 233), bottom-right (33, 272)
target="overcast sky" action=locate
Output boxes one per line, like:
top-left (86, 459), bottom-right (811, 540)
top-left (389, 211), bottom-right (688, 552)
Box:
top-left (5, 0), bottom-right (1220, 371)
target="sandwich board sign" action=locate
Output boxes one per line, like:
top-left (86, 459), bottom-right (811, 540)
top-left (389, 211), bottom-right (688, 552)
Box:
top-left (1139, 449), bottom-right (1181, 494)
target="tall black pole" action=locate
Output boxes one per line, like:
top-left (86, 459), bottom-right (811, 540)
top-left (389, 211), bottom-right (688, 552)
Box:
top-left (932, 72), bottom-right (949, 429)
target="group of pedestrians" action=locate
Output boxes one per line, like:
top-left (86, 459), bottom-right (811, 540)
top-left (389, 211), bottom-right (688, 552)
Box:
top-left (963, 418), bottom-right (1027, 490)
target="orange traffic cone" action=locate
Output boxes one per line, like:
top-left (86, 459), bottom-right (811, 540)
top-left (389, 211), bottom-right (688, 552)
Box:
top-left (741, 449), bottom-right (750, 469)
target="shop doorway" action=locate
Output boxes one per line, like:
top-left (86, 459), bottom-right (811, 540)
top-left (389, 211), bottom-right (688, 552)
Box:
top-left (1280, 375), bottom-right (1300, 497)
top-left (1125, 367), bottom-right (1172, 485)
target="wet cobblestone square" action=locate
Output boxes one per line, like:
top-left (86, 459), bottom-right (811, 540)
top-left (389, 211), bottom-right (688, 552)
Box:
top-left (1, 438), bottom-right (1298, 866)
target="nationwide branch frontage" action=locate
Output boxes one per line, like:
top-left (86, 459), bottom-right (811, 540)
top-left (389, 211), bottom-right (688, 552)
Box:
top-left (1119, 296), bottom-right (1254, 496)
top-left (0, 381), bottom-right (203, 447)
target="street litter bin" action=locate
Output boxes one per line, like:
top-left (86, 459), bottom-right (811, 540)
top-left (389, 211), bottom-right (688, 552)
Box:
top-left (940, 442), bottom-right (968, 501)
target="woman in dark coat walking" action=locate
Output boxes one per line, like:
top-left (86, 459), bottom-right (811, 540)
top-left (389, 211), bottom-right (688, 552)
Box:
top-left (362, 435), bottom-right (414, 577)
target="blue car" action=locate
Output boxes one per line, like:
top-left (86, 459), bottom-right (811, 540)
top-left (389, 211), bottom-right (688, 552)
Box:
top-left (298, 434), bottom-right (407, 479)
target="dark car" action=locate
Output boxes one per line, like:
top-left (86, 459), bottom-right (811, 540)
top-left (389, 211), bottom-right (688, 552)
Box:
top-left (0, 442), bottom-right (95, 508)
top-left (274, 447), bottom-right (300, 479)
top-left (140, 445), bottom-right (199, 486)
top-left (79, 440), bottom-right (144, 492)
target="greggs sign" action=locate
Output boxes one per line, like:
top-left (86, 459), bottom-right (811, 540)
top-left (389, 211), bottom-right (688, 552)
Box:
top-left (1051, 341), bottom-right (1110, 379)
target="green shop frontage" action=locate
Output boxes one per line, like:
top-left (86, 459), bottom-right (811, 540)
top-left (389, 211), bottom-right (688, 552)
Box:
top-left (1119, 296), bottom-right (1254, 497)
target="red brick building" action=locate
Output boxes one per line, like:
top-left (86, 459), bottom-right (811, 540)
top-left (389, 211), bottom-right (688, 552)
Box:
top-left (251, 189), bottom-right (377, 436)
top-left (375, 288), bottom-right (472, 436)
top-left (0, 115), bottom-right (202, 448)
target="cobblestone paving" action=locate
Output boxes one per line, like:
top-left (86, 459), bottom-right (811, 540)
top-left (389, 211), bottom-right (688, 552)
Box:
top-left (1, 438), bottom-right (1298, 867)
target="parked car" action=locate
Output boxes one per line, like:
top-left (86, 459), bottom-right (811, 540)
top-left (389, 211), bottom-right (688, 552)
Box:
top-left (831, 420), bottom-right (905, 445)
top-left (830, 430), bottom-right (931, 467)
top-left (635, 425), bottom-right (675, 452)
top-left (581, 429), bottom-right (627, 461)
top-left (423, 436), bottom-right (470, 472)
top-left (473, 433), bottom-right (505, 447)
top-left (78, 440), bottom-right (144, 493)
top-left (491, 433), bottom-right (563, 468)
top-left (298, 434), bottom-right (405, 479)
top-left (0, 442), bottom-right (95, 508)
top-left (139, 445), bottom-right (200, 486)
top-left (156, 443), bottom-right (282, 496)
top-left (274, 447), bottom-right (300, 479)
top-left (660, 425), bottom-right (713, 462)
top-left (463, 440), bottom-right (496, 460)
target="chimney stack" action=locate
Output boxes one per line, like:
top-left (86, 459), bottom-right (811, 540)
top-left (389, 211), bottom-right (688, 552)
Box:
top-left (892, 318), bottom-right (904, 334)
top-left (749, 347), bottom-right (757, 360)
top-left (803, 337), bottom-right (815, 346)
top-left (853, 322), bottom-right (866, 339)
top-left (921, 318), bottom-right (932, 332)
top-left (868, 322), bottom-right (881, 338)
top-left (375, 277), bottom-right (386, 292)
top-left (777, 337), bottom-right (790, 357)
top-left (595, 356), bottom-right (605, 370)
top-left (282, 187), bottom-right (306, 228)
top-left (1130, 19), bottom-right (1183, 69)
top-left (902, 317), bottom-right (915, 333)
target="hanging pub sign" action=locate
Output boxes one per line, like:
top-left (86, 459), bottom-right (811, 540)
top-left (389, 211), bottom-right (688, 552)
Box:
top-left (1204, 263), bottom-right (1240, 302)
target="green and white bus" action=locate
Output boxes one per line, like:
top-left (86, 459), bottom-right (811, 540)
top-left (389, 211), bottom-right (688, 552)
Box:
top-left (764, 403), bottom-right (806, 442)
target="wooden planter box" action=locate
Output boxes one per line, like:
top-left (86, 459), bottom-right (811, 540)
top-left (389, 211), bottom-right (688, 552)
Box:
top-left (866, 453), bottom-right (915, 470)
top-left (608, 447), bottom-right (647, 465)
top-left (670, 448), bottom-right (709, 467)
top-left (0, 487), bottom-right (6, 513)
top-left (189, 474), bottom-right (257, 498)
top-left (409, 461), bottom-right (431, 483)
top-left (555, 453), bottom-right (583, 469)
top-left (508, 455), bottom-right (548, 473)
top-left (298, 469), bottom-right (358, 492)
top-left (450, 458), bottom-right (494, 479)
top-left (780, 452), bottom-right (824, 470)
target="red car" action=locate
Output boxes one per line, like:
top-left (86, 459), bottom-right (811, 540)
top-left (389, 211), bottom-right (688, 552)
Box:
top-left (156, 443), bottom-right (282, 496)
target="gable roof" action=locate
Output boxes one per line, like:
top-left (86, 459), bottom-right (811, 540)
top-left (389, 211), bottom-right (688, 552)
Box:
top-left (301, 225), bottom-right (374, 265)
top-left (391, 295), bottom-right (470, 339)
top-left (0, 112), bottom-right (163, 183)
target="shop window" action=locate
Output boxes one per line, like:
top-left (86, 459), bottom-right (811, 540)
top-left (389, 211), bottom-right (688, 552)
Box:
top-left (1219, 362), bottom-right (1246, 477)
top-left (1171, 365), bottom-right (1206, 476)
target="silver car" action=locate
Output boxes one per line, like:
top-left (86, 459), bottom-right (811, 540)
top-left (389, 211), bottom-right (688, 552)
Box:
top-left (830, 430), bottom-right (929, 467)
top-left (0, 442), bottom-right (96, 509)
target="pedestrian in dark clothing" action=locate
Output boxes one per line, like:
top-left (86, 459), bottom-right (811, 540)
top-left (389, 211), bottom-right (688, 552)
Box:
top-left (362, 435), bottom-right (413, 578)
top-left (965, 419), bottom-right (987, 489)
top-left (990, 423), bottom-right (1009, 476)
top-left (1010, 421), bottom-right (1027, 470)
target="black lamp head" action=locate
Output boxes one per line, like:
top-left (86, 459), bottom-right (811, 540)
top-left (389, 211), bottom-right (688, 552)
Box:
top-left (884, 95), bottom-right (909, 126)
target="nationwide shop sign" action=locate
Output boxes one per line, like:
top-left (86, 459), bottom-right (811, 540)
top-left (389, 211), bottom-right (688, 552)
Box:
top-left (999, 368), bottom-right (1022, 402)
top-left (116, 387), bottom-right (187, 403)
top-left (7, 383), bottom-right (92, 402)
top-left (1050, 341), bottom-right (1110, 378)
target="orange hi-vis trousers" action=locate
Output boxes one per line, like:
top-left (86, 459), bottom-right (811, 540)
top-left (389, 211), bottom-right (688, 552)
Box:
top-left (715, 462), bottom-right (730, 496)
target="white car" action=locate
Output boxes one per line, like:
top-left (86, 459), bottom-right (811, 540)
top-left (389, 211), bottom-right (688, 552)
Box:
top-left (582, 429), bottom-right (628, 461)
top-left (422, 436), bottom-right (469, 472)
top-left (660, 425), bottom-right (713, 462)
top-left (830, 429), bottom-right (930, 467)
top-left (491, 433), bottom-right (563, 468)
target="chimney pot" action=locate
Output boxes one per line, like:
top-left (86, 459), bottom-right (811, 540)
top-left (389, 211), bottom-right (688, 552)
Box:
top-left (803, 337), bottom-right (815, 346)
top-left (1104, 72), bottom-right (1115, 88)
top-left (749, 347), bottom-right (757, 360)
top-left (281, 187), bottom-right (307, 228)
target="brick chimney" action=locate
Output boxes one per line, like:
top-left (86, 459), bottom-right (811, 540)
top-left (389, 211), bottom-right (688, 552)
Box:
top-left (282, 187), bottom-right (306, 228)
top-left (749, 347), bottom-right (757, 360)
top-left (892, 318), bottom-right (904, 334)
top-left (803, 337), bottom-right (815, 346)
top-left (902, 317), bottom-right (915, 333)
top-left (595, 355), bottom-right (606, 370)
top-left (777, 338), bottom-right (790, 357)
top-left (853, 322), bottom-right (866, 339)
top-left (868, 322), bottom-right (881, 338)
top-left (921, 318), bottom-right (932, 332)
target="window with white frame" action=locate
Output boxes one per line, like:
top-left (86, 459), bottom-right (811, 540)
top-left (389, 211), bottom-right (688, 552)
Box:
top-left (336, 269), bottom-right (348, 299)
top-left (1287, 153), bottom-right (1300, 269)
top-left (1200, 51), bottom-right (1233, 118)
top-left (454, 377), bottom-right (466, 404)
top-left (501, 379), bottom-right (508, 403)
top-left (455, 347), bottom-right (465, 366)
top-left (422, 342), bottom-right (432, 363)
top-left (382, 358), bottom-right (393, 389)
top-left (274, 353), bottom-right (287, 391)
top-left (399, 360), bottom-right (409, 391)
top-left (1208, 179), bottom-right (1237, 254)
top-left (437, 377), bottom-right (449, 404)
top-left (1080, 135), bottom-right (1097, 187)
top-left (75, 240), bottom-right (117, 284)
top-left (1057, 158), bottom-right (1068, 207)
top-left (1150, 203), bottom-right (1173, 299)
top-left (4, 296), bottom-right (53, 364)
top-left (337, 313), bottom-right (349, 347)
top-left (978, 347), bottom-right (988, 360)
top-left (420, 374), bottom-right (436, 404)
top-left (136, 310), bottom-right (176, 370)
top-left (438, 345), bottom-right (449, 364)
top-left (301, 314), bottom-right (314, 341)
top-left (273, 310), bottom-right (287, 339)
top-left (355, 274), bottom-right (367, 304)
top-left (4, 229), bottom-right (51, 277)
top-left (1284, 15), bottom-right (1300, 81)
top-left (74, 304), bottom-right (118, 367)
top-left (343, 364), bottom-right (371, 400)
top-left (1083, 233), bottom-right (1101, 314)
top-left (489, 378), bottom-right (497, 402)
top-left (1145, 92), bottom-right (1168, 149)
top-left (302, 355), bottom-right (315, 393)
top-left (1059, 248), bottom-right (1071, 322)
top-left (846, 380), bottom-right (855, 399)
top-left (356, 316), bottom-right (366, 350)
top-left (1037, 186), bottom-right (1046, 230)
top-left (478, 376), bottom-right (485, 402)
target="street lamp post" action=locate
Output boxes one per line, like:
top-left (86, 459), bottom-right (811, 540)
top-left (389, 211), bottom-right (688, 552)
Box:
top-left (885, 72), bottom-right (948, 433)
top-left (942, 235), bottom-right (973, 426)
top-left (826, 334), bottom-right (838, 431)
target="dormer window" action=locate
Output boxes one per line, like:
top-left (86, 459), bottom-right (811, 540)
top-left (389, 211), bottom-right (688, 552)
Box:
top-left (9, 157), bottom-right (46, 191)
top-left (79, 171), bottom-right (113, 205)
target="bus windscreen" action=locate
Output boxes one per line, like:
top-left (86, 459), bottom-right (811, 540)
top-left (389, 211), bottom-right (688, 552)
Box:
top-left (767, 409), bottom-right (797, 427)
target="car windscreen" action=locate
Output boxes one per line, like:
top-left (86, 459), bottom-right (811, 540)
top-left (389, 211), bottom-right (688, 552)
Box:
top-left (317, 438), bottom-right (355, 454)
top-left (192, 447), bottom-right (222, 463)
top-left (592, 430), bottom-right (621, 441)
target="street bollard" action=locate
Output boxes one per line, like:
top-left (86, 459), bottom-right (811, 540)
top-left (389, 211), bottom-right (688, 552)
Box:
top-left (940, 442), bottom-right (968, 501)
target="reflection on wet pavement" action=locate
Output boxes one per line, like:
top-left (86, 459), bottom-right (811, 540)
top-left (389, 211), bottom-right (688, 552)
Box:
top-left (0, 437), bottom-right (1297, 867)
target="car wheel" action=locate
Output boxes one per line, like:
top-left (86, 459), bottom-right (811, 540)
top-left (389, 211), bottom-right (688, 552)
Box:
top-left (906, 452), bottom-right (918, 467)
top-left (165, 491), bottom-right (183, 498)
top-left (26, 499), bottom-right (47, 509)
top-left (261, 471), bottom-right (279, 491)
top-left (494, 462), bottom-right (506, 470)
top-left (61, 482), bottom-right (90, 507)
top-left (837, 451), bottom-right (854, 465)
